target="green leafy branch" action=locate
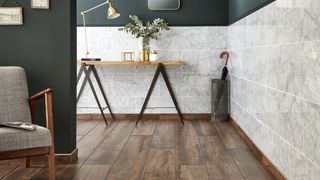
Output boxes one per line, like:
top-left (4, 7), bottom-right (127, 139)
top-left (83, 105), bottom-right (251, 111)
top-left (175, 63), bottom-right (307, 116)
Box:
top-left (119, 15), bottom-right (170, 40)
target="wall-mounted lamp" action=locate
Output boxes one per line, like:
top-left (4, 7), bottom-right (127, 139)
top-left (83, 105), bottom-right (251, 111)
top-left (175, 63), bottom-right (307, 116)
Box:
top-left (81, 0), bottom-right (120, 57)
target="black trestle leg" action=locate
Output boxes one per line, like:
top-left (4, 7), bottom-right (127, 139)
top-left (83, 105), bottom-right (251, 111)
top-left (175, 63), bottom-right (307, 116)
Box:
top-left (136, 65), bottom-right (162, 126)
top-left (76, 64), bottom-right (89, 103)
top-left (136, 63), bottom-right (184, 126)
top-left (160, 64), bottom-right (184, 126)
top-left (82, 65), bottom-right (108, 126)
top-left (90, 65), bottom-right (116, 122)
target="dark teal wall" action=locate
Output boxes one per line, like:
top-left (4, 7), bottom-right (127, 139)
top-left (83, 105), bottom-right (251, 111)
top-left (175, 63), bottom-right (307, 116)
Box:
top-left (77, 0), bottom-right (274, 26)
top-left (77, 0), bottom-right (229, 26)
top-left (229, 0), bottom-right (274, 24)
top-left (0, 1), bottom-right (77, 153)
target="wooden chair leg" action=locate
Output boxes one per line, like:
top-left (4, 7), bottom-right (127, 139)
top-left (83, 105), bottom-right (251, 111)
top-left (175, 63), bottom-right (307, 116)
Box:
top-left (48, 145), bottom-right (55, 180)
top-left (25, 157), bottom-right (31, 167)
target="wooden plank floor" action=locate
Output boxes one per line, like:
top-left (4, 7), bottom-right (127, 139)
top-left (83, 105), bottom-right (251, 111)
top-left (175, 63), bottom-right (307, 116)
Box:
top-left (0, 119), bottom-right (275, 180)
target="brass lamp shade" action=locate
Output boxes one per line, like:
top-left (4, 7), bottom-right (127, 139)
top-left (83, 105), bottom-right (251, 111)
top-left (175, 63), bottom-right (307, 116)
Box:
top-left (107, 3), bottom-right (120, 19)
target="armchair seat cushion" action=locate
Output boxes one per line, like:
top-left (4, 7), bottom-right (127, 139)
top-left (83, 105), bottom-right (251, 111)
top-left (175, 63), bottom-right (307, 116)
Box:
top-left (0, 126), bottom-right (52, 152)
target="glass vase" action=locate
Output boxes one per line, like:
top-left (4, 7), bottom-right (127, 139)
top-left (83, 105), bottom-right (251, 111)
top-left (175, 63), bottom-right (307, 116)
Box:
top-left (138, 37), bottom-right (151, 61)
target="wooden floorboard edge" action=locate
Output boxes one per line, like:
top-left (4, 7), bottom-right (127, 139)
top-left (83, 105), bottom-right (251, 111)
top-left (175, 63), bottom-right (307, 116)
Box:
top-left (229, 117), bottom-right (287, 180)
top-left (55, 148), bottom-right (78, 164)
top-left (77, 113), bottom-right (211, 121)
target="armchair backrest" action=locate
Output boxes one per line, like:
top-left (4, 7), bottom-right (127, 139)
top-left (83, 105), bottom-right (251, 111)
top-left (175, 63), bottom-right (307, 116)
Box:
top-left (0, 67), bottom-right (31, 123)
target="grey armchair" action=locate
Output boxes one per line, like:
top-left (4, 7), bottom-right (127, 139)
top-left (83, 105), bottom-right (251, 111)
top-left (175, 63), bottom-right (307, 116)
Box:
top-left (0, 67), bottom-right (55, 180)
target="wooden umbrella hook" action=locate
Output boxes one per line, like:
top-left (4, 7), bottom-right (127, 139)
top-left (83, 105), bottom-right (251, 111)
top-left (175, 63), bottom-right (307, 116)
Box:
top-left (220, 51), bottom-right (229, 66)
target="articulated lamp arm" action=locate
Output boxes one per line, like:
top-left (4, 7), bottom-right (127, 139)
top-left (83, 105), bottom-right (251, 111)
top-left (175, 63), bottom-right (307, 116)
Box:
top-left (81, 1), bottom-right (110, 15)
top-left (80, 0), bottom-right (120, 58)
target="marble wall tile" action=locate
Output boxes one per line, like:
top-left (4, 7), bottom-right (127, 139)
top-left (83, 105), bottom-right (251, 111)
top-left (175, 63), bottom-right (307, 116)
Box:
top-left (308, 161), bottom-right (320, 180)
top-left (77, 27), bottom-right (227, 114)
top-left (264, 46), bottom-right (289, 92)
top-left (230, 99), bottom-right (311, 179)
top-left (229, 1), bottom-right (320, 178)
top-left (228, 50), bottom-right (243, 76)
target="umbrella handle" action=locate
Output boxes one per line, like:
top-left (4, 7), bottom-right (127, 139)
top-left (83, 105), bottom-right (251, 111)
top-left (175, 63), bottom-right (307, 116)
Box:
top-left (220, 51), bottom-right (229, 66)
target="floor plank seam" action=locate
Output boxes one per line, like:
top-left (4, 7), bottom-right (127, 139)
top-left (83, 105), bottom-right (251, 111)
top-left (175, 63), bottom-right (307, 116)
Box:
top-left (80, 120), bottom-right (101, 138)
top-left (213, 122), bottom-right (251, 180)
top-left (138, 129), bottom-right (154, 180)
top-left (104, 121), bottom-right (143, 180)
top-left (76, 120), bottom-right (100, 143)
top-left (71, 120), bottom-right (119, 180)
top-left (1, 164), bottom-right (21, 179)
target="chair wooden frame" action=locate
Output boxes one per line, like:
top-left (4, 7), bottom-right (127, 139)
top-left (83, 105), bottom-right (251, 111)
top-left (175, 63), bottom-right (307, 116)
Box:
top-left (0, 88), bottom-right (55, 180)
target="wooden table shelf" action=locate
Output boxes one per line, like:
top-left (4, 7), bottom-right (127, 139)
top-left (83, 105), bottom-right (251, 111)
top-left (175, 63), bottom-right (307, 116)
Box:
top-left (77, 60), bottom-right (186, 66)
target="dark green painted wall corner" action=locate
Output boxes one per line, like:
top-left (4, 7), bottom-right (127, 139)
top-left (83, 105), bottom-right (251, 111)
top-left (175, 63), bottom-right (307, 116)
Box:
top-left (0, 1), bottom-right (77, 154)
top-left (229, 0), bottom-right (275, 25)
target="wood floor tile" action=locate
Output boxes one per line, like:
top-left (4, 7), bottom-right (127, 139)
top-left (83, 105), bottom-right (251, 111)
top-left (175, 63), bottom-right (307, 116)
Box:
top-left (118, 120), bottom-right (136, 127)
top-left (2, 119), bottom-right (277, 179)
top-left (176, 127), bottom-right (203, 165)
top-left (72, 165), bottom-right (111, 180)
top-left (77, 119), bottom-right (100, 136)
top-left (142, 148), bottom-right (175, 180)
top-left (132, 119), bottom-right (156, 135)
top-left (214, 122), bottom-right (248, 149)
top-left (77, 121), bottom-right (119, 164)
top-left (194, 120), bottom-right (218, 136)
top-left (199, 136), bottom-right (244, 180)
top-left (106, 136), bottom-right (152, 180)
top-left (76, 135), bottom-right (83, 142)
top-left (0, 165), bottom-right (19, 179)
top-left (85, 126), bottom-right (135, 165)
top-left (151, 120), bottom-right (176, 149)
top-left (231, 149), bottom-right (275, 179)
top-left (176, 165), bottom-right (209, 180)
top-left (32, 165), bottom-right (80, 180)
top-left (231, 148), bottom-right (260, 164)
top-left (2, 166), bottom-right (42, 180)
top-left (176, 126), bottom-right (197, 137)
top-left (0, 160), bottom-right (10, 166)
top-left (177, 120), bottom-right (193, 127)
top-left (236, 163), bottom-right (275, 180)
top-left (8, 158), bottom-right (25, 165)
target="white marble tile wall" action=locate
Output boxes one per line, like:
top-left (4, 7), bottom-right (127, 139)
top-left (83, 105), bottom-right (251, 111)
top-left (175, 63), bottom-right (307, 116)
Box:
top-left (228, 0), bottom-right (320, 178)
top-left (77, 27), bottom-right (227, 114)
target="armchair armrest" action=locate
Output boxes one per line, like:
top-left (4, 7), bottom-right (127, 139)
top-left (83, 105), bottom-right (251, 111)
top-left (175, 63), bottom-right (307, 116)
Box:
top-left (29, 88), bottom-right (54, 134)
top-left (29, 88), bottom-right (53, 101)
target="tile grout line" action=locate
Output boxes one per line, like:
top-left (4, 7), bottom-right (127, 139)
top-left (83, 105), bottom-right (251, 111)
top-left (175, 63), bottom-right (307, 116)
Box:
top-left (1, 164), bottom-right (21, 179)
top-left (194, 120), bottom-right (224, 180)
top-left (174, 120), bottom-right (177, 180)
top-left (71, 120), bottom-right (120, 179)
top-left (230, 73), bottom-right (320, 107)
top-left (104, 121), bottom-right (136, 180)
top-left (228, 39), bottom-right (320, 51)
top-left (138, 120), bottom-right (156, 180)
top-left (212, 122), bottom-right (247, 180)
top-left (77, 120), bottom-right (101, 143)
top-left (231, 98), bottom-right (320, 169)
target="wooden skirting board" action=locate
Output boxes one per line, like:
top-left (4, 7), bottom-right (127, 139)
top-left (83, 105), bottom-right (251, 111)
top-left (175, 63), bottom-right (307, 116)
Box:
top-left (77, 113), bottom-right (211, 121)
top-left (229, 117), bottom-right (287, 180)
top-left (55, 148), bottom-right (78, 164)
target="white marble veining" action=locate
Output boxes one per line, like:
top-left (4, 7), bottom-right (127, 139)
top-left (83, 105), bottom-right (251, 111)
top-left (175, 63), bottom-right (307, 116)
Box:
top-left (77, 27), bottom-right (227, 114)
top-left (229, 0), bottom-right (320, 178)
